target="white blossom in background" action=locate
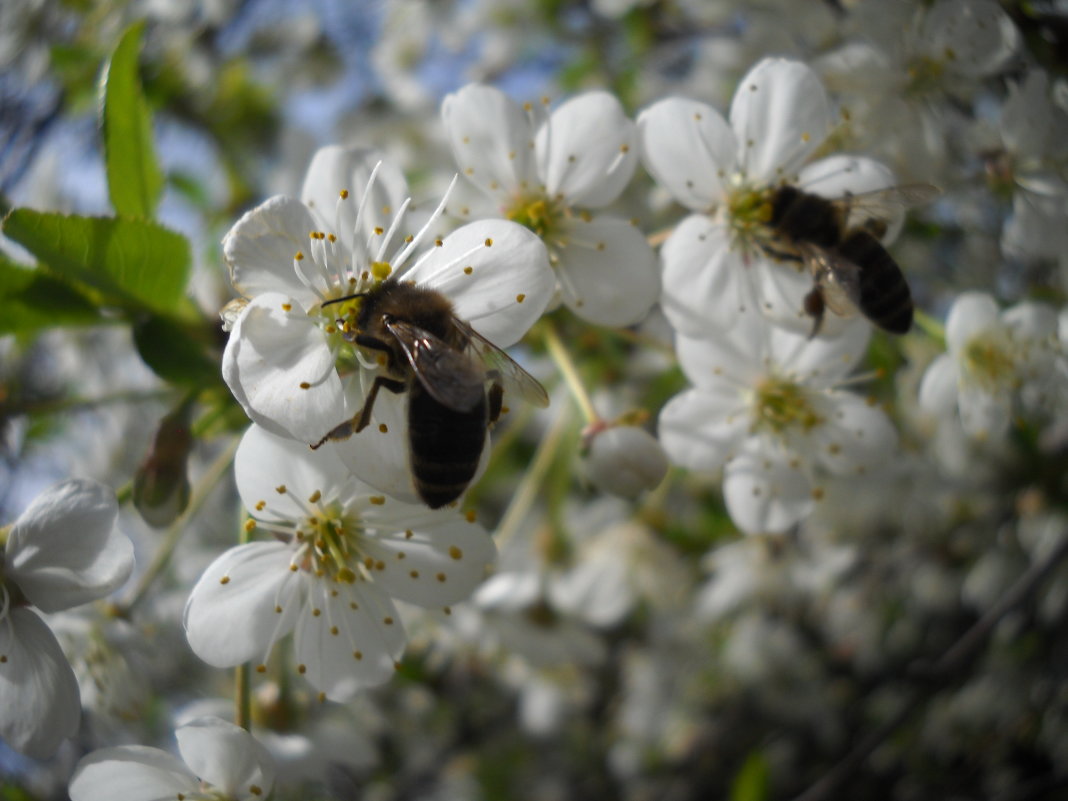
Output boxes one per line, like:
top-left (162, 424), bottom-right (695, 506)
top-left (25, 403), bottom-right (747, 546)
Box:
top-left (68, 716), bottom-right (274, 801)
top-left (581, 421), bottom-right (669, 498)
top-left (918, 291), bottom-right (1068, 440)
top-left (0, 479), bottom-right (132, 759)
top-left (220, 145), bottom-right (553, 500)
top-left (442, 84), bottom-right (660, 327)
top-left (817, 0), bottom-right (1020, 181)
top-left (639, 57), bottom-right (900, 337)
top-left (658, 307), bottom-right (898, 535)
top-left (183, 424), bottom-right (495, 702)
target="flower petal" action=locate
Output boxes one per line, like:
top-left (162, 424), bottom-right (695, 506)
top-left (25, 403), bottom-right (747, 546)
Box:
top-left (7, 479), bottom-right (131, 613)
top-left (537, 91), bottom-right (637, 208)
top-left (442, 84), bottom-right (537, 202)
top-left (183, 541), bottom-right (301, 668)
top-left (300, 145), bottom-right (410, 243)
top-left (722, 442), bottom-right (814, 534)
top-left (918, 353), bottom-right (960, 416)
top-left (730, 58), bottom-right (831, 182)
top-left (945, 291), bottom-right (1000, 353)
top-left (293, 578), bottom-right (407, 701)
top-left (660, 215), bottom-right (754, 337)
top-left (554, 215), bottom-right (660, 326)
top-left (808, 392), bottom-right (898, 476)
top-left (403, 220), bottom-right (553, 346)
top-left (0, 608), bottom-right (81, 759)
top-left (176, 717), bottom-right (275, 800)
top-left (223, 293), bottom-right (345, 443)
top-left (224, 196), bottom-right (321, 306)
top-left (69, 745), bottom-right (197, 801)
top-left (361, 516), bottom-right (495, 607)
top-left (658, 387), bottom-right (749, 473)
top-left (638, 97), bottom-right (735, 211)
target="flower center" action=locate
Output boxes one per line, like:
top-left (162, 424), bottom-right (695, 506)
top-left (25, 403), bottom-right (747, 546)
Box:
top-left (751, 377), bottom-right (823, 434)
top-left (507, 192), bottom-right (565, 243)
top-left (961, 332), bottom-right (1019, 392)
top-left (292, 501), bottom-right (367, 585)
top-left (725, 183), bottom-right (774, 257)
top-left (905, 54), bottom-right (947, 98)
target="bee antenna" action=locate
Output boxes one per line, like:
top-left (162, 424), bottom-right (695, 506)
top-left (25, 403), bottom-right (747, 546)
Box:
top-left (321, 291), bottom-right (368, 310)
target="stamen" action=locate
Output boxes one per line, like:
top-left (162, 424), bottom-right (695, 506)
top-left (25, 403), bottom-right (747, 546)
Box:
top-left (391, 175), bottom-right (459, 275)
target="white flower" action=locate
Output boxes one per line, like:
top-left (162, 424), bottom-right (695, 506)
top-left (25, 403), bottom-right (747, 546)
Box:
top-left (658, 309), bottom-right (897, 535)
top-left (221, 146), bottom-right (554, 501)
top-left (442, 84), bottom-right (660, 326)
top-left (68, 716), bottom-right (274, 801)
top-left (639, 57), bottom-right (899, 337)
top-left (918, 291), bottom-right (1067, 439)
top-left (0, 479), bottom-right (132, 758)
top-left (183, 425), bottom-right (495, 701)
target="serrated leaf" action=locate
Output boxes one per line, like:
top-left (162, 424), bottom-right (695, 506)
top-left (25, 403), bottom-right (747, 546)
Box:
top-left (100, 21), bottom-right (164, 218)
top-left (0, 255), bottom-right (101, 332)
top-left (133, 315), bottom-right (219, 386)
top-left (2, 209), bottom-right (190, 315)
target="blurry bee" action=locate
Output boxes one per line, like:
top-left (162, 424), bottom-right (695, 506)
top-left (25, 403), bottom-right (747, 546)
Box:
top-left (312, 279), bottom-right (549, 509)
top-left (764, 183), bottom-right (940, 336)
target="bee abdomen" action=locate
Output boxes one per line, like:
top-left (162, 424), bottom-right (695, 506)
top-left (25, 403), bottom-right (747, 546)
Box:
top-left (838, 231), bottom-right (913, 335)
top-left (408, 388), bottom-right (487, 509)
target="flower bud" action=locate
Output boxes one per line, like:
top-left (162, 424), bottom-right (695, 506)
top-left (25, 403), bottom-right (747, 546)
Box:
top-left (582, 422), bottom-right (669, 498)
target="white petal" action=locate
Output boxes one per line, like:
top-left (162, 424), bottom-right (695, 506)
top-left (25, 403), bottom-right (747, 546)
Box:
top-left (176, 717), bottom-right (275, 800)
top-left (442, 84), bottom-right (537, 202)
top-left (293, 578), bottom-right (407, 701)
top-left (638, 97), bottom-right (735, 210)
top-left (224, 292), bottom-right (345, 443)
top-left (919, 0), bottom-right (1019, 78)
top-left (767, 317), bottom-right (871, 385)
top-left (361, 516), bottom-right (495, 607)
top-left (945, 291), bottom-right (1000, 352)
top-left (658, 387), bottom-right (749, 473)
top-left (537, 91), bottom-right (637, 207)
top-left (674, 318), bottom-right (766, 388)
top-left (722, 443), bottom-right (814, 535)
top-left (0, 608), bottom-right (80, 759)
top-left (403, 220), bottom-right (553, 347)
top-left (809, 392), bottom-right (898, 476)
top-left (660, 215), bottom-right (754, 337)
top-left (224, 196), bottom-right (321, 306)
top-left (730, 58), bottom-right (831, 182)
top-left (1003, 300), bottom-right (1059, 340)
top-left (958, 384), bottom-right (1013, 440)
top-left (183, 542), bottom-right (301, 668)
top-left (234, 424), bottom-right (358, 523)
top-left (797, 155), bottom-right (902, 239)
top-left (554, 215), bottom-right (660, 326)
top-left (7, 479), bottom-right (131, 613)
top-left (69, 746), bottom-right (197, 801)
top-left (918, 353), bottom-right (960, 416)
top-left (300, 145), bottom-right (410, 242)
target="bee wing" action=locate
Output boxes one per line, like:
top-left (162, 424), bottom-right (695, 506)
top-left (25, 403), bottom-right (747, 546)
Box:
top-left (799, 243), bottom-right (862, 318)
top-left (453, 319), bottom-right (550, 409)
top-left (384, 319), bottom-right (486, 412)
top-left (832, 184), bottom-right (941, 234)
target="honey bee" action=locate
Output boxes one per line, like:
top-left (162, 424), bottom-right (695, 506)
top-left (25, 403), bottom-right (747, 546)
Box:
top-left (764, 183), bottom-right (939, 336)
top-left (312, 279), bottom-right (549, 509)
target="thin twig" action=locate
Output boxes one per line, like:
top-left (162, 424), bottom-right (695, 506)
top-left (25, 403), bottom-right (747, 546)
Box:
top-left (791, 532), bottom-right (1068, 801)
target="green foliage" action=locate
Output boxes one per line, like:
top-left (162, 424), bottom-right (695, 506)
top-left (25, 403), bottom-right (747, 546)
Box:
top-left (132, 315), bottom-right (220, 387)
top-left (100, 21), bottom-right (164, 219)
top-left (0, 254), bottom-right (101, 332)
top-left (729, 750), bottom-right (770, 801)
top-left (1, 209), bottom-right (191, 317)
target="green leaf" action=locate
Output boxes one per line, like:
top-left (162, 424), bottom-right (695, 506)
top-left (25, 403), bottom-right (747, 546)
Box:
top-left (132, 315), bottom-right (220, 386)
top-left (729, 751), bottom-right (770, 801)
top-left (100, 21), bottom-right (164, 219)
top-left (2, 209), bottom-right (191, 315)
top-left (0, 255), bottom-right (101, 332)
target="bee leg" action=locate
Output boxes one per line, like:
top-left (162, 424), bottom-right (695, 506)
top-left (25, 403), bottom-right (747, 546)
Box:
top-left (760, 244), bottom-right (803, 264)
top-left (803, 287), bottom-right (826, 339)
top-left (310, 376), bottom-right (406, 449)
top-left (486, 376), bottom-right (504, 425)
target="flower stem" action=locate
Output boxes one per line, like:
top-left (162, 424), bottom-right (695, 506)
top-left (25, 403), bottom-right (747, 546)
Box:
top-left (913, 308), bottom-right (946, 347)
top-left (119, 435), bottom-right (240, 616)
top-left (543, 324), bottom-right (599, 425)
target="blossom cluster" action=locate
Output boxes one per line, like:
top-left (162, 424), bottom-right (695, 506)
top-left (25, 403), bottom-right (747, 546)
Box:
top-left (4, 0), bottom-right (1068, 799)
